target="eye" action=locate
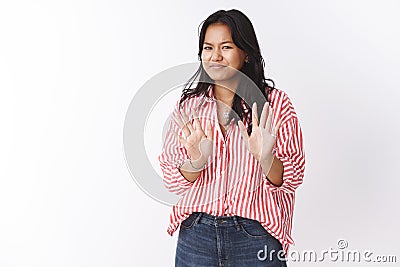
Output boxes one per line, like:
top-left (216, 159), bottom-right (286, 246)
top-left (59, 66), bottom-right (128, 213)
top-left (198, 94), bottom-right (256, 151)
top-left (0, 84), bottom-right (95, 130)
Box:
top-left (203, 46), bottom-right (212, 50)
top-left (222, 46), bottom-right (232, 49)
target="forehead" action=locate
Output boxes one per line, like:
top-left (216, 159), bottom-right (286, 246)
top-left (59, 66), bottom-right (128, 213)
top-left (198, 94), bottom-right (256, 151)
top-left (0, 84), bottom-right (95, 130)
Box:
top-left (204, 23), bottom-right (233, 43)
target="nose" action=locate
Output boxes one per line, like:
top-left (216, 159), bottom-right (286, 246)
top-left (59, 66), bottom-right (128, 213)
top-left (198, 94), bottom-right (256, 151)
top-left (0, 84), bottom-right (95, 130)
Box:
top-left (211, 49), bottom-right (222, 61)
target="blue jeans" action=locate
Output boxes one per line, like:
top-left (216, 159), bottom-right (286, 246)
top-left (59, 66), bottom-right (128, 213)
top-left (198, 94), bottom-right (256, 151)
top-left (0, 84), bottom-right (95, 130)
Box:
top-left (175, 212), bottom-right (287, 267)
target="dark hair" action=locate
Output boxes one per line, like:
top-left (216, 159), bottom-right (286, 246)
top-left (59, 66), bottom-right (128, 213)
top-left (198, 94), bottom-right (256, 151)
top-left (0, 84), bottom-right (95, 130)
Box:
top-left (179, 9), bottom-right (275, 133)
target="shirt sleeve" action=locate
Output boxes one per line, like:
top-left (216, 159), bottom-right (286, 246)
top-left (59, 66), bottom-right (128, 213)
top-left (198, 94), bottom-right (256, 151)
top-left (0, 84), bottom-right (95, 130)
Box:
top-left (264, 102), bottom-right (306, 194)
top-left (157, 100), bottom-right (194, 196)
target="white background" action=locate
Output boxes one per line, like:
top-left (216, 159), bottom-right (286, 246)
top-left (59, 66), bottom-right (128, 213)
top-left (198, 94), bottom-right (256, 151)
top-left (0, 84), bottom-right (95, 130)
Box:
top-left (1, 0), bottom-right (400, 266)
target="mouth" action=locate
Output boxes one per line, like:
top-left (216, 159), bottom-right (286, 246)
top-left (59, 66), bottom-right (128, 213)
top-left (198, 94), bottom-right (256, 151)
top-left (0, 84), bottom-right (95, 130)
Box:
top-left (208, 63), bottom-right (227, 69)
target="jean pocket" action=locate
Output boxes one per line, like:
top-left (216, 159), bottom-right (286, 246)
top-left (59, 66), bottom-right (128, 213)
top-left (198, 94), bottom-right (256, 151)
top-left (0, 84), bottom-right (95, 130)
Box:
top-left (180, 212), bottom-right (200, 229)
top-left (240, 220), bottom-right (270, 238)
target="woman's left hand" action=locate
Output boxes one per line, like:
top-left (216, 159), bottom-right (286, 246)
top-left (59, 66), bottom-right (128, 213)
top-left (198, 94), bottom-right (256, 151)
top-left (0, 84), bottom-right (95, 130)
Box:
top-left (238, 102), bottom-right (282, 165)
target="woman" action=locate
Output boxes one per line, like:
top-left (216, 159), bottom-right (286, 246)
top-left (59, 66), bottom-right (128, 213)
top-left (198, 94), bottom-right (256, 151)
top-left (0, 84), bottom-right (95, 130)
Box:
top-left (158, 9), bottom-right (305, 266)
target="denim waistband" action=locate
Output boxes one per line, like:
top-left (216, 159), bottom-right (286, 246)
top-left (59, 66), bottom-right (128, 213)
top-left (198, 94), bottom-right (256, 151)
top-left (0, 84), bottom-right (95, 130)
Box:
top-left (190, 212), bottom-right (258, 227)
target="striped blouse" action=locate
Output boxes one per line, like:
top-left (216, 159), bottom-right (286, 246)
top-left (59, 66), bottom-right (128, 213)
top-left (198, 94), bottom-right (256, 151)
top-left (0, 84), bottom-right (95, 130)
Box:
top-left (158, 85), bottom-right (305, 253)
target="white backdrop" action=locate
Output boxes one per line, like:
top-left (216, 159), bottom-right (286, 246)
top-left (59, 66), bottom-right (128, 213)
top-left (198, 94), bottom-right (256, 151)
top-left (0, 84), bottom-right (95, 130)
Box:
top-left (1, 0), bottom-right (400, 266)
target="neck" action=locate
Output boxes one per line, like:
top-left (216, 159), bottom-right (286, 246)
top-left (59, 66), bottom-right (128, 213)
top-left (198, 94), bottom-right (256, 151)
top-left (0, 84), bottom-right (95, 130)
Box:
top-left (213, 80), bottom-right (238, 106)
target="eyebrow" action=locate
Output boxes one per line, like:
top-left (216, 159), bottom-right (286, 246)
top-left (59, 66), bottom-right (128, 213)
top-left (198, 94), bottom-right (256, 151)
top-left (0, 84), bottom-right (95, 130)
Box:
top-left (203, 41), bottom-right (234, 46)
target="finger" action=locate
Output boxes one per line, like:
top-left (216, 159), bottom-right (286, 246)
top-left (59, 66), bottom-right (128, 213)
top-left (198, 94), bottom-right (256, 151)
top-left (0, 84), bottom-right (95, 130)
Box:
top-left (265, 106), bottom-right (274, 134)
top-left (252, 102), bottom-right (259, 128)
top-left (259, 102), bottom-right (268, 128)
top-left (174, 111), bottom-right (184, 128)
top-left (177, 133), bottom-right (187, 146)
top-left (182, 111), bottom-right (195, 133)
top-left (179, 110), bottom-right (192, 137)
top-left (191, 108), bottom-right (202, 132)
top-left (206, 119), bottom-right (213, 140)
top-left (174, 112), bottom-right (189, 137)
top-left (238, 120), bottom-right (250, 144)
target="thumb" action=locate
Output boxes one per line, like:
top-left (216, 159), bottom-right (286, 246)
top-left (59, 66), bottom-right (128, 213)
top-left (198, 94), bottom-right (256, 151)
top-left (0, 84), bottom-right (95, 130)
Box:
top-left (199, 138), bottom-right (213, 158)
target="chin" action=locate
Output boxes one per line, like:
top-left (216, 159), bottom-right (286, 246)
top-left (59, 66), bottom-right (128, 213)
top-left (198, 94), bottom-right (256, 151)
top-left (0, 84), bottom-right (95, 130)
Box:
top-left (206, 69), bottom-right (237, 82)
top-left (208, 75), bottom-right (231, 82)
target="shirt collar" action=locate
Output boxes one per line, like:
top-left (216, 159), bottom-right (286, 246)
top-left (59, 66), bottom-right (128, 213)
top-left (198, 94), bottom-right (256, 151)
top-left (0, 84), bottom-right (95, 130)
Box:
top-left (203, 84), bottom-right (250, 112)
top-left (205, 84), bottom-right (216, 102)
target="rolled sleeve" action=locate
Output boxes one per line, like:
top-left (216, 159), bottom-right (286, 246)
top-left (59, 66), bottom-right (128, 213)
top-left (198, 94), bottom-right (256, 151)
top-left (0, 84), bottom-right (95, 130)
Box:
top-left (264, 116), bottom-right (305, 194)
top-left (158, 101), bottom-right (194, 196)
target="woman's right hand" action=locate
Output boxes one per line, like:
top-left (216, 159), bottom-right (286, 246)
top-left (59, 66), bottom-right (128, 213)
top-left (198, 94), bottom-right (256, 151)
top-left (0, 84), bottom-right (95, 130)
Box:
top-left (175, 108), bottom-right (213, 170)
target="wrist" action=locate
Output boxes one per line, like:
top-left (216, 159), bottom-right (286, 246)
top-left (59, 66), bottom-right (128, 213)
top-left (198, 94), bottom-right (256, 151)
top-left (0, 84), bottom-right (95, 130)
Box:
top-left (260, 156), bottom-right (274, 176)
top-left (189, 154), bottom-right (207, 169)
top-left (180, 155), bottom-right (208, 173)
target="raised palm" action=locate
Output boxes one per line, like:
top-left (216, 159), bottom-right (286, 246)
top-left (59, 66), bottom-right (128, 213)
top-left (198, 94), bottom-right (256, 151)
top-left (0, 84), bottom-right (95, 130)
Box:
top-left (238, 102), bottom-right (282, 162)
top-left (175, 108), bottom-right (213, 162)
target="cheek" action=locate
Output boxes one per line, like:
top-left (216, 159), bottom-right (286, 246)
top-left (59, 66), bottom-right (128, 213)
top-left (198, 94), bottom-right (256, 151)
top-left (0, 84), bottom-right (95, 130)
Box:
top-left (227, 51), bottom-right (245, 66)
top-left (201, 51), bottom-right (211, 61)
top-left (229, 55), bottom-right (245, 69)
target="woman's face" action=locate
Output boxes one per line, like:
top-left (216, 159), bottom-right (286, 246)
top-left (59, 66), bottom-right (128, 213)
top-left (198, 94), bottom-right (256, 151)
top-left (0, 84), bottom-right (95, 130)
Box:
top-left (201, 23), bottom-right (247, 83)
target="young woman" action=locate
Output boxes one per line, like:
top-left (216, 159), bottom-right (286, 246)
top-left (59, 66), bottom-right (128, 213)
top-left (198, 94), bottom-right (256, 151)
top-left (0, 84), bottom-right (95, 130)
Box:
top-left (159, 9), bottom-right (305, 266)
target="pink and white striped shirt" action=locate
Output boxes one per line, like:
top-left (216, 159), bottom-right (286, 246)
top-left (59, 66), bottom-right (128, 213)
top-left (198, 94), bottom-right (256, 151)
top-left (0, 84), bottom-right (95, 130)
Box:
top-left (158, 85), bottom-right (305, 253)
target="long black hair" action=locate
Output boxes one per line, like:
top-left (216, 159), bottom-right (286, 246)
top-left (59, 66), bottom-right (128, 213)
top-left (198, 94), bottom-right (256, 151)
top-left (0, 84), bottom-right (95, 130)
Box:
top-left (179, 9), bottom-right (275, 133)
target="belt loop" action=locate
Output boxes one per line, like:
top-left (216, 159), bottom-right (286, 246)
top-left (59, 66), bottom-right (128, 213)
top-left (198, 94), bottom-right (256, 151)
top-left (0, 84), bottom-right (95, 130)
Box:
top-left (233, 216), bottom-right (240, 231)
top-left (194, 212), bottom-right (203, 225)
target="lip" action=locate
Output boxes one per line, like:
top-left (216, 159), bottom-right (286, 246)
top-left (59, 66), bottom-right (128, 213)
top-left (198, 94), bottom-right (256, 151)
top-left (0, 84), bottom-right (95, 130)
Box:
top-left (208, 63), bottom-right (227, 69)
